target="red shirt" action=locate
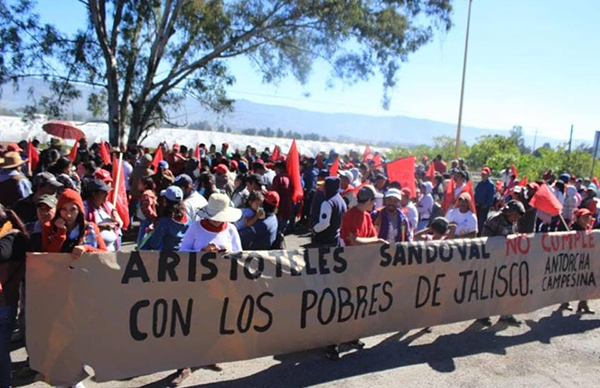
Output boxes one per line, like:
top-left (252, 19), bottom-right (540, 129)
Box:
top-left (341, 206), bottom-right (377, 246)
top-left (272, 173), bottom-right (294, 220)
top-left (434, 160), bottom-right (447, 174)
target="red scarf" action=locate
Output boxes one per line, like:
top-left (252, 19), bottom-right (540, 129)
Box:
top-left (200, 219), bottom-right (227, 233)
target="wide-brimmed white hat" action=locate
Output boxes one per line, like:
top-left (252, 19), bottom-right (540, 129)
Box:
top-left (197, 193), bottom-right (242, 223)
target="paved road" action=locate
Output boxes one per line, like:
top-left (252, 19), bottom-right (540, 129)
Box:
top-left (12, 301), bottom-right (600, 387)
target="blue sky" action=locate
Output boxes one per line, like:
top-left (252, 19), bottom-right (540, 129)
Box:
top-left (35, 0), bottom-right (600, 142)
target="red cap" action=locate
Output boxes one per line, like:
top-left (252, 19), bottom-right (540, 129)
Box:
top-left (7, 143), bottom-right (22, 153)
top-left (172, 143), bottom-right (180, 151)
top-left (401, 188), bottom-right (412, 197)
top-left (481, 167), bottom-right (491, 175)
top-left (265, 162), bottom-right (275, 170)
top-left (94, 168), bottom-right (113, 183)
top-left (264, 191), bottom-right (280, 207)
top-left (56, 188), bottom-right (85, 215)
top-left (214, 164), bottom-right (228, 175)
top-left (230, 160), bottom-right (239, 170)
top-left (576, 208), bottom-right (591, 219)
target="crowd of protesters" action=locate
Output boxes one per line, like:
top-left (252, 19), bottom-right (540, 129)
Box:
top-left (0, 137), bottom-right (596, 386)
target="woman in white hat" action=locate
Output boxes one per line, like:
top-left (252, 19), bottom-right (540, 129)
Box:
top-left (180, 193), bottom-right (243, 253)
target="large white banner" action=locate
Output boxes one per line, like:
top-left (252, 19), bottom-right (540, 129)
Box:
top-left (26, 231), bottom-right (599, 385)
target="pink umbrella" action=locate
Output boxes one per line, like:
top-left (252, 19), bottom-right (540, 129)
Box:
top-left (42, 121), bottom-right (86, 140)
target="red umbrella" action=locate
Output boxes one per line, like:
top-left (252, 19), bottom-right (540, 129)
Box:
top-left (42, 121), bottom-right (86, 140)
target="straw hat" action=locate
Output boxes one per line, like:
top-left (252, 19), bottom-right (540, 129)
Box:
top-left (0, 152), bottom-right (26, 169)
top-left (197, 193), bottom-right (242, 223)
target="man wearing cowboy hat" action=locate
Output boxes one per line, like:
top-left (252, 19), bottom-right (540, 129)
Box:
top-left (0, 152), bottom-right (32, 209)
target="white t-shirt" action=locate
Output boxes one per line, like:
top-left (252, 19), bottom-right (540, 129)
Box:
top-left (183, 191), bottom-right (208, 225)
top-left (180, 221), bottom-right (242, 252)
top-left (401, 203), bottom-right (419, 232)
top-left (417, 194), bottom-right (434, 220)
top-left (446, 208), bottom-right (478, 237)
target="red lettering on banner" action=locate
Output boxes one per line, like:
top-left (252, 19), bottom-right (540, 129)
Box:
top-left (506, 235), bottom-right (530, 256)
top-left (541, 234), bottom-right (551, 253)
top-left (540, 232), bottom-right (595, 253)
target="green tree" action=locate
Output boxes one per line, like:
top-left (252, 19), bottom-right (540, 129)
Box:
top-left (0, 0), bottom-right (452, 146)
top-left (468, 135), bottom-right (519, 173)
top-left (432, 136), bottom-right (469, 163)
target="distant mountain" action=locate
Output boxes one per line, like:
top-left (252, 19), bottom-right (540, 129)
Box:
top-left (0, 78), bottom-right (583, 147)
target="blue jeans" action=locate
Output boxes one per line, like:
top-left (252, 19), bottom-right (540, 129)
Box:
top-left (0, 305), bottom-right (18, 388)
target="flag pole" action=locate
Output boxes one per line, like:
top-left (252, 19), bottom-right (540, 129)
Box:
top-left (558, 214), bottom-right (570, 231)
top-left (112, 152), bottom-right (123, 208)
top-left (454, 0), bottom-right (474, 159)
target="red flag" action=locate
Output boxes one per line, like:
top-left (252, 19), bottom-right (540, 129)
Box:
top-left (426, 163), bottom-right (436, 181)
top-left (194, 143), bottom-right (200, 159)
top-left (530, 183), bottom-right (563, 216)
top-left (152, 144), bottom-right (164, 171)
top-left (387, 156), bottom-right (416, 197)
top-left (362, 145), bottom-right (373, 163)
top-left (442, 177), bottom-right (455, 214)
top-left (68, 137), bottom-right (79, 162)
top-left (100, 141), bottom-right (111, 165)
top-left (286, 140), bottom-right (304, 203)
top-left (461, 180), bottom-right (477, 214)
top-left (272, 145), bottom-right (280, 162)
top-left (443, 179), bottom-right (476, 214)
top-left (372, 154), bottom-right (382, 168)
top-left (108, 155), bottom-right (130, 230)
top-left (27, 140), bottom-right (39, 173)
top-left (518, 176), bottom-right (528, 187)
top-left (510, 164), bottom-right (518, 179)
top-left (329, 157), bottom-right (340, 176)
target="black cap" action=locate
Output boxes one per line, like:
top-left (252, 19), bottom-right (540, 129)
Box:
top-left (174, 174), bottom-right (193, 187)
top-left (33, 172), bottom-right (63, 188)
top-left (88, 178), bottom-right (112, 192)
top-left (357, 186), bottom-right (377, 203)
top-left (502, 200), bottom-right (525, 216)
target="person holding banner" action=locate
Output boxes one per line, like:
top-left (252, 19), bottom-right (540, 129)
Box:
top-left (42, 188), bottom-right (107, 258)
top-left (341, 185), bottom-right (388, 247)
top-left (180, 193), bottom-right (242, 253)
top-left (478, 200), bottom-right (525, 326)
top-left (558, 208), bottom-right (595, 314)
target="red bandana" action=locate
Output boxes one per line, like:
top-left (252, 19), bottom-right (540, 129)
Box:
top-left (200, 219), bottom-right (227, 233)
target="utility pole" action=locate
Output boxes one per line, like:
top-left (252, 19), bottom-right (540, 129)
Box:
top-left (591, 131), bottom-right (600, 178)
top-left (454, 0), bottom-right (474, 159)
top-left (568, 124), bottom-right (574, 165)
top-left (532, 128), bottom-right (538, 151)
top-left (568, 124), bottom-right (574, 154)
